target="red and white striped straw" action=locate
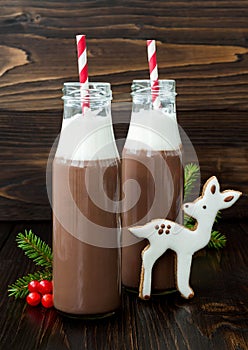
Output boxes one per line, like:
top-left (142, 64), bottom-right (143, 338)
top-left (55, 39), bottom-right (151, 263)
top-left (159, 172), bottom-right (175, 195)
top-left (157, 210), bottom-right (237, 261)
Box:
top-left (76, 34), bottom-right (90, 113)
top-left (147, 40), bottom-right (161, 109)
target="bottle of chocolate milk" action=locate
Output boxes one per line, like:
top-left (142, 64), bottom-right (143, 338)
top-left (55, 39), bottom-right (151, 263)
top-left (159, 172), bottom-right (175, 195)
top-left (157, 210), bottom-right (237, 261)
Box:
top-left (122, 80), bottom-right (183, 293)
top-left (53, 83), bottom-right (121, 317)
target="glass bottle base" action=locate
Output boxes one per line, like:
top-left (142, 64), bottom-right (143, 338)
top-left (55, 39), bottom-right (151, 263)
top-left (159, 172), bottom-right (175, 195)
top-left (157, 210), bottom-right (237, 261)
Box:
top-left (56, 309), bottom-right (118, 320)
top-left (123, 285), bottom-right (177, 296)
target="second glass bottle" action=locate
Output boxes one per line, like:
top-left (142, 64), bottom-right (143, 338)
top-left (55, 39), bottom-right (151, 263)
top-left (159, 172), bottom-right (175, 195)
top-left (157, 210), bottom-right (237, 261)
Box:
top-left (121, 80), bottom-right (184, 293)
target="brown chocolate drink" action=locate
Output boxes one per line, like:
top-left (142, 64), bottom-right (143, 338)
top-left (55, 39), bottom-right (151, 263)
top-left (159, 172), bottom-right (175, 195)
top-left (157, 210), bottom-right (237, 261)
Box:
top-left (121, 148), bottom-right (183, 291)
top-left (53, 157), bottom-right (121, 315)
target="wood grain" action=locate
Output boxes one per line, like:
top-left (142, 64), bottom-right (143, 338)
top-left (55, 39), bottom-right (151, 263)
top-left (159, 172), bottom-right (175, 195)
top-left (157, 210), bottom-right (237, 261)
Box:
top-left (0, 220), bottom-right (247, 349)
top-left (0, 1), bottom-right (248, 110)
top-left (0, 37), bottom-right (247, 109)
top-left (0, 0), bottom-right (247, 219)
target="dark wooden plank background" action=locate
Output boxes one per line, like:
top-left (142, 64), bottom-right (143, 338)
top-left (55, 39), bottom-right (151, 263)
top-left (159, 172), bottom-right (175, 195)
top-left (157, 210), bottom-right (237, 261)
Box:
top-left (0, 0), bottom-right (247, 220)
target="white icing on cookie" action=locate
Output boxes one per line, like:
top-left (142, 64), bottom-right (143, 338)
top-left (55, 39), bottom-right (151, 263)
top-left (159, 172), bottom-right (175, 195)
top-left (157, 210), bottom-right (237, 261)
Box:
top-left (128, 176), bottom-right (242, 300)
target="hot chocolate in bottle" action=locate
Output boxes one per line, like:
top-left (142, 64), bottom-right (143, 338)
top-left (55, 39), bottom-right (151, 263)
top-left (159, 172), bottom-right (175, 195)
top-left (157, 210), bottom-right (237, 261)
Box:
top-left (53, 82), bottom-right (121, 317)
top-left (122, 80), bottom-right (183, 293)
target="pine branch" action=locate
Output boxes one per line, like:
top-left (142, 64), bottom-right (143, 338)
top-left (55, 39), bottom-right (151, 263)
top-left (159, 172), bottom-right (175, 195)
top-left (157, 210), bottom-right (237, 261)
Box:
top-left (184, 163), bottom-right (200, 201)
top-left (8, 270), bottom-right (52, 299)
top-left (16, 230), bottom-right (53, 268)
top-left (184, 166), bottom-right (225, 250)
top-left (184, 214), bottom-right (196, 229)
top-left (208, 231), bottom-right (227, 250)
top-left (184, 215), bottom-right (226, 250)
top-left (215, 210), bottom-right (222, 223)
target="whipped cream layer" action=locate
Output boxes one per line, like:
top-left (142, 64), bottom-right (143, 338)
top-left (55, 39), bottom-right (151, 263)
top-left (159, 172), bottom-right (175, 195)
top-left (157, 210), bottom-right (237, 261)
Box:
top-left (125, 110), bottom-right (181, 151)
top-left (55, 112), bottom-right (119, 162)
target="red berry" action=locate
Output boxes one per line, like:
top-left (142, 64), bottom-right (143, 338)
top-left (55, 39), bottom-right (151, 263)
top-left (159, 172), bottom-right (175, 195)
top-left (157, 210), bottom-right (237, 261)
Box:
top-left (41, 294), bottom-right (54, 308)
top-left (26, 292), bottom-right (41, 306)
top-left (38, 280), bottom-right (53, 295)
top-left (28, 280), bottom-right (40, 293)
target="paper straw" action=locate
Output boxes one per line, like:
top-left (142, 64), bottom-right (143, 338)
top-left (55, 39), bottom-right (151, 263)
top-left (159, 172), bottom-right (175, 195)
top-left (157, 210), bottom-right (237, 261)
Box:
top-left (76, 34), bottom-right (90, 113)
top-left (147, 40), bottom-right (161, 109)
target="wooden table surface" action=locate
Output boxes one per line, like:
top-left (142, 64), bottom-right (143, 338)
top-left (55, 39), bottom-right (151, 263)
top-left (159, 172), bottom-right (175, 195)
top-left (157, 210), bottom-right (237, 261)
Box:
top-left (0, 220), bottom-right (247, 350)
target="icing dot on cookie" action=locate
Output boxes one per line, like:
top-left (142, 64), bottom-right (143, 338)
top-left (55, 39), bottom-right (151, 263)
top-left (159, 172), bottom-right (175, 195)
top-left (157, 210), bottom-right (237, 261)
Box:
top-left (158, 229), bottom-right (164, 234)
top-left (166, 230), bottom-right (170, 234)
top-left (167, 225), bottom-right (171, 229)
top-left (155, 225), bottom-right (159, 229)
top-left (161, 224), bottom-right (165, 228)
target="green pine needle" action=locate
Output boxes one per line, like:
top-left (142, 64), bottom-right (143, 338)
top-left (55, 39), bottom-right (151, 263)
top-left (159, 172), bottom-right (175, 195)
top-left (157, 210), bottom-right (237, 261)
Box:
top-left (16, 229), bottom-right (52, 268)
top-left (215, 210), bottom-right (221, 223)
top-left (184, 164), bottom-right (225, 249)
top-left (208, 231), bottom-right (227, 250)
top-left (185, 212), bottom-right (221, 227)
top-left (185, 215), bottom-right (226, 250)
top-left (184, 163), bottom-right (200, 201)
top-left (8, 230), bottom-right (53, 299)
top-left (184, 214), bottom-right (196, 229)
top-left (8, 270), bottom-right (52, 299)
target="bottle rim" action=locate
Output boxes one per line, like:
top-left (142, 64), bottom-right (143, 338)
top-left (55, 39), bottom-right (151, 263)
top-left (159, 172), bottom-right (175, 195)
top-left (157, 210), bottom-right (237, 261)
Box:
top-left (62, 82), bottom-right (112, 101)
top-left (131, 79), bottom-right (176, 97)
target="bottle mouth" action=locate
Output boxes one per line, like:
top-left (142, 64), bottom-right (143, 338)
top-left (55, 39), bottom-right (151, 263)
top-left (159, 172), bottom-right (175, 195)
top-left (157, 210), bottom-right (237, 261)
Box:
top-left (131, 79), bottom-right (176, 97)
top-left (62, 82), bottom-right (112, 102)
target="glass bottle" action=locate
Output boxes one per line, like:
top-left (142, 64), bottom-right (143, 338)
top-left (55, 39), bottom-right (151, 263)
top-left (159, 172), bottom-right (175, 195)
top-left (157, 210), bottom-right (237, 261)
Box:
top-left (53, 82), bottom-right (121, 317)
top-left (121, 80), bottom-right (183, 293)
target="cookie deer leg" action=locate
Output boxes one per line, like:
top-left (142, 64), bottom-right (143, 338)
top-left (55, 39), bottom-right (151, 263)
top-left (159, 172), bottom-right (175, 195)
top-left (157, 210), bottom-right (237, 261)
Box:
top-left (139, 244), bottom-right (166, 300)
top-left (176, 253), bottom-right (194, 299)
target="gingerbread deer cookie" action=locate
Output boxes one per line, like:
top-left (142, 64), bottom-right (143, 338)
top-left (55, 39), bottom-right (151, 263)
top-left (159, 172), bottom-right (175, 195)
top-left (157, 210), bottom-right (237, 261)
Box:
top-left (128, 176), bottom-right (242, 300)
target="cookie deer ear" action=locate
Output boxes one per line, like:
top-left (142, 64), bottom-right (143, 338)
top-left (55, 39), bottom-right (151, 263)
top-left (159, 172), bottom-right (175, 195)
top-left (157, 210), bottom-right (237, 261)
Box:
top-left (224, 195), bottom-right (234, 202)
top-left (220, 190), bottom-right (242, 209)
top-left (203, 176), bottom-right (220, 197)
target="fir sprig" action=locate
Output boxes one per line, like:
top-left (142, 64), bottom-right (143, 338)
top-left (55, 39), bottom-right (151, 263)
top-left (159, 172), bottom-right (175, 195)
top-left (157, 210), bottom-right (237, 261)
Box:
top-left (16, 230), bottom-right (52, 268)
top-left (184, 215), bottom-right (227, 250)
top-left (8, 230), bottom-right (52, 299)
top-left (184, 214), bottom-right (195, 229)
top-left (215, 210), bottom-right (222, 223)
top-left (208, 231), bottom-right (227, 250)
top-left (184, 163), bottom-right (200, 201)
top-left (184, 164), bottom-right (226, 250)
top-left (8, 270), bottom-right (52, 299)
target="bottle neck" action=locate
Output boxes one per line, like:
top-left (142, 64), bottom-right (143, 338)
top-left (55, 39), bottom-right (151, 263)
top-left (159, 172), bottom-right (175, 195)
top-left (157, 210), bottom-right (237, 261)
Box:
top-left (131, 79), bottom-right (176, 114)
top-left (56, 82), bottom-right (119, 162)
top-left (62, 82), bottom-right (112, 119)
top-left (125, 79), bottom-right (181, 152)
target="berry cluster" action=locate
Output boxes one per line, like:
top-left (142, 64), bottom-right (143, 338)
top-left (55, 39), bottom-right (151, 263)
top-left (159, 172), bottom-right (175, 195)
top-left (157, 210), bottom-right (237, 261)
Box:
top-left (26, 280), bottom-right (53, 308)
